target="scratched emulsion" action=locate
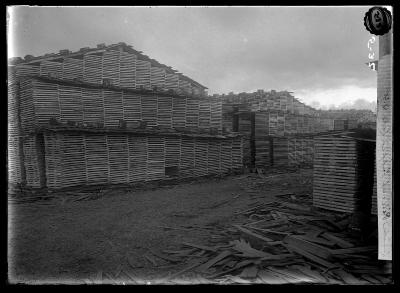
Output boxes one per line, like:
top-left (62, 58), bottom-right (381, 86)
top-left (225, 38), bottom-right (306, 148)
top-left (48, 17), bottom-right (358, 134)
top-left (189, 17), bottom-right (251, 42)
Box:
top-left (376, 51), bottom-right (392, 260)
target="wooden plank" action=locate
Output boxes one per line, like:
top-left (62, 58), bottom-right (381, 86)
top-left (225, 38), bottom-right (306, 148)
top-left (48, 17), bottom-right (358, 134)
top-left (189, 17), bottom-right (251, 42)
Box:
top-left (257, 269), bottom-right (291, 284)
top-left (333, 269), bottom-right (367, 285)
top-left (295, 235), bottom-right (336, 248)
top-left (197, 250), bottom-right (232, 273)
top-left (181, 242), bottom-right (217, 252)
top-left (330, 246), bottom-right (377, 255)
top-left (283, 235), bottom-right (332, 259)
top-left (233, 224), bottom-right (275, 242)
top-left (320, 232), bottom-right (354, 249)
top-left (283, 243), bottom-right (339, 269)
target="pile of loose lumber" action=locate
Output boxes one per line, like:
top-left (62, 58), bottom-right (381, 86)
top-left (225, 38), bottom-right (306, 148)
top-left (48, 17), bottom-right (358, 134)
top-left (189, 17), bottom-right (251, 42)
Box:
top-left (134, 195), bottom-right (389, 284)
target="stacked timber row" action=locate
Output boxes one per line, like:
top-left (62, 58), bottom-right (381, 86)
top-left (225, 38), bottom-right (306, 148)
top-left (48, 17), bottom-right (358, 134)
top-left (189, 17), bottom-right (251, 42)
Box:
top-left (8, 69), bottom-right (25, 185)
top-left (8, 42), bottom-right (242, 190)
top-left (221, 90), bottom-right (344, 170)
top-left (313, 134), bottom-right (375, 213)
top-left (38, 127), bottom-right (242, 189)
top-left (17, 77), bottom-right (222, 133)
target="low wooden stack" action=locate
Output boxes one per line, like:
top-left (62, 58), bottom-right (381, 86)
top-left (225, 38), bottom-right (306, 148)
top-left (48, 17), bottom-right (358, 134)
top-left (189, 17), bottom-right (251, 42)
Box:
top-left (313, 135), bottom-right (375, 213)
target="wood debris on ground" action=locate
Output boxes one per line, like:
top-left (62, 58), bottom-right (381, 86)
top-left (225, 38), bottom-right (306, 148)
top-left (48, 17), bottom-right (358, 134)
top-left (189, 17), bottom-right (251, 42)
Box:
top-left (154, 193), bottom-right (392, 285)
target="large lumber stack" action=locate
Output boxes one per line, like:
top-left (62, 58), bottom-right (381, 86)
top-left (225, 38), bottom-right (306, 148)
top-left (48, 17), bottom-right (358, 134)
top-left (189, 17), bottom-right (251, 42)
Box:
top-left (313, 134), bottom-right (375, 213)
top-left (42, 129), bottom-right (243, 189)
top-left (16, 77), bottom-right (222, 132)
top-left (8, 42), bottom-right (241, 191)
top-left (221, 91), bottom-right (338, 170)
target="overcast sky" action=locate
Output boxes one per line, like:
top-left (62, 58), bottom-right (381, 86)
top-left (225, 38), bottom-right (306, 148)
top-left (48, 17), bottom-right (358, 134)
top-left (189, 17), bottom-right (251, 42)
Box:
top-left (7, 6), bottom-right (379, 108)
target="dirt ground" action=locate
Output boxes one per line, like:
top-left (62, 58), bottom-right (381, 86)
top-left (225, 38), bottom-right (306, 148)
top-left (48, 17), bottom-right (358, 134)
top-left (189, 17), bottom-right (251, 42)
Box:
top-left (8, 168), bottom-right (313, 284)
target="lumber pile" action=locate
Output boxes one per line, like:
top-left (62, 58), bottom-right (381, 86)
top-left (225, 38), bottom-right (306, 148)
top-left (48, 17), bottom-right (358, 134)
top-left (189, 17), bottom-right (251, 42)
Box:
top-left (14, 46), bottom-right (206, 95)
top-left (334, 119), bottom-right (346, 131)
top-left (41, 131), bottom-right (243, 189)
top-left (313, 135), bottom-right (375, 213)
top-left (22, 135), bottom-right (46, 188)
top-left (8, 43), bottom-right (214, 190)
top-left (8, 70), bottom-right (23, 184)
top-left (17, 77), bottom-right (222, 133)
top-left (154, 196), bottom-right (388, 284)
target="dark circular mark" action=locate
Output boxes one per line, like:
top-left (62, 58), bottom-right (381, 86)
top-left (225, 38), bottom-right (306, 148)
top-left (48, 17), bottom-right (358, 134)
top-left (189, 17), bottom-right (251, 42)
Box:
top-left (364, 7), bottom-right (392, 36)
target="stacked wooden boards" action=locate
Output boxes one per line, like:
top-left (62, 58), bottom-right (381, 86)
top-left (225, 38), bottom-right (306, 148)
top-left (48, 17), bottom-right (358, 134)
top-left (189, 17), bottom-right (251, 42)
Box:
top-left (313, 135), bottom-right (376, 213)
top-left (8, 69), bottom-right (24, 184)
top-left (287, 137), bottom-right (314, 167)
top-left (42, 131), bottom-right (243, 190)
top-left (14, 48), bottom-right (205, 96)
top-left (17, 77), bottom-right (222, 133)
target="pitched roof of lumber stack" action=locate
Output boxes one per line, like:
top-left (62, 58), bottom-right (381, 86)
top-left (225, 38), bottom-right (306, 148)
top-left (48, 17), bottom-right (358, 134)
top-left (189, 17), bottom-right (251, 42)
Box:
top-left (8, 42), bottom-right (207, 90)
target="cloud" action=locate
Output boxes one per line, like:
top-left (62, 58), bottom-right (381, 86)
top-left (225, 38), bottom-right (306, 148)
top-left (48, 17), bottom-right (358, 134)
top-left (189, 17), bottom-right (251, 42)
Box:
top-left (8, 6), bottom-right (377, 107)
